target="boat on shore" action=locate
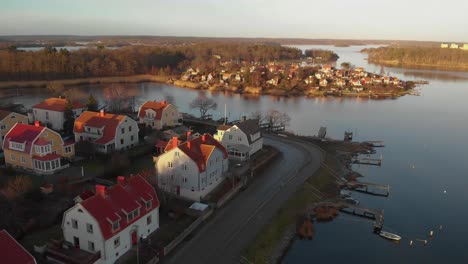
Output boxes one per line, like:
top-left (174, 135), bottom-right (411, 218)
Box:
top-left (379, 231), bottom-right (401, 241)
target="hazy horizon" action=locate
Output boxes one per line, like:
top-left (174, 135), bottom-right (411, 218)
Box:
top-left (2, 0), bottom-right (468, 42)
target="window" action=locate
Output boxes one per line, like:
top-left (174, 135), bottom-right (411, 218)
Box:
top-left (10, 153), bottom-right (15, 161)
top-left (65, 146), bottom-right (72, 153)
top-left (88, 241), bottom-right (95, 252)
top-left (168, 162), bottom-right (173, 168)
top-left (175, 151), bottom-right (179, 157)
top-left (182, 164), bottom-right (187, 171)
top-left (120, 139), bottom-right (124, 145)
top-left (0, 124), bottom-right (5, 130)
top-left (45, 112), bottom-right (49, 120)
top-left (86, 223), bottom-right (93, 234)
top-left (21, 156), bottom-right (26, 163)
top-left (145, 200), bottom-right (152, 210)
top-left (9, 142), bottom-right (25, 151)
top-left (129, 126), bottom-right (132, 132)
top-left (127, 208), bottom-right (140, 222)
top-left (72, 219), bottom-right (78, 229)
top-left (229, 135), bottom-right (233, 140)
top-left (131, 135), bottom-right (134, 141)
top-left (238, 137), bottom-right (242, 141)
top-left (147, 215), bottom-right (152, 225)
top-left (111, 220), bottom-right (120, 232)
top-left (121, 128), bottom-right (125, 134)
top-left (87, 127), bottom-right (91, 132)
top-left (114, 237), bottom-right (120, 248)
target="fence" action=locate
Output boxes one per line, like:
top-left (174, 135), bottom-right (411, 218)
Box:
top-left (216, 182), bottom-right (244, 208)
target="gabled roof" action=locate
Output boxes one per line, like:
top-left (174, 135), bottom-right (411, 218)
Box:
top-left (0, 230), bottom-right (37, 264)
top-left (74, 111), bottom-right (127, 144)
top-left (32, 98), bottom-right (85, 112)
top-left (80, 175), bottom-right (159, 240)
top-left (165, 134), bottom-right (228, 173)
top-left (138, 101), bottom-right (170, 121)
top-left (3, 123), bottom-right (45, 152)
top-left (234, 119), bottom-right (261, 144)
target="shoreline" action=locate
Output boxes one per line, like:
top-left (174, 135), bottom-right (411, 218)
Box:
top-left (367, 59), bottom-right (468, 72)
top-left (0, 75), bottom-right (415, 100)
top-left (245, 135), bottom-right (372, 263)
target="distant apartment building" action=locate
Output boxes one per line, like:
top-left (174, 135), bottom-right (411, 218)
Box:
top-left (440, 43), bottom-right (449, 48)
top-left (3, 122), bottom-right (75, 175)
top-left (61, 175), bottom-right (160, 264)
top-left (137, 100), bottom-right (182, 130)
top-left (450, 43), bottom-right (459, 49)
top-left (461, 44), bottom-right (468, 50)
top-left (0, 110), bottom-right (28, 149)
top-left (74, 110), bottom-right (139, 153)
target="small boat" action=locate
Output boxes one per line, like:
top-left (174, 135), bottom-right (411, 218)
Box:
top-left (379, 231), bottom-right (402, 241)
top-left (340, 190), bottom-right (352, 198)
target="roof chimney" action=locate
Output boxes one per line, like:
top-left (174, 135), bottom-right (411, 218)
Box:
top-left (187, 141), bottom-right (191, 149)
top-left (172, 136), bottom-right (178, 149)
top-left (186, 131), bottom-right (191, 140)
top-left (95, 185), bottom-right (106, 196)
top-left (117, 176), bottom-right (125, 185)
top-left (100, 109), bottom-right (105, 117)
top-left (201, 134), bottom-right (206, 142)
top-left (34, 121), bottom-right (41, 127)
top-left (162, 100), bottom-right (167, 105)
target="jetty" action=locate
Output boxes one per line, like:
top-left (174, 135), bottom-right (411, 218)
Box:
top-left (338, 202), bottom-right (384, 232)
top-left (363, 141), bottom-right (385, 147)
top-left (259, 123), bottom-right (286, 132)
top-left (342, 181), bottom-right (390, 197)
top-left (352, 155), bottom-right (382, 166)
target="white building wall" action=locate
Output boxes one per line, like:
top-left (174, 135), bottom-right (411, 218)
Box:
top-left (156, 146), bottom-right (228, 201)
top-left (63, 204), bottom-right (159, 264)
top-left (33, 109), bottom-right (64, 131)
top-left (215, 127), bottom-right (263, 156)
top-left (111, 117), bottom-right (139, 151)
top-left (160, 105), bottom-right (182, 128)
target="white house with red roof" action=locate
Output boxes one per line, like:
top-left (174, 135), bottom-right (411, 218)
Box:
top-left (74, 110), bottom-right (139, 154)
top-left (62, 175), bottom-right (159, 264)
top-left (0, 230), bottom-right (37, 264)
top-left (137, 100), bottom-right (182, 130)
top-left (32, 97), bottom-right (86, 131)
top-left (155, 133), bottom-right (229, 201)
top-left (3, 122), bottom-right (75, 174)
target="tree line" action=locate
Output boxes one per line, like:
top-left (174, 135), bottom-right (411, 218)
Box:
top-left (304, 49), bottom-right (339, 62)
top-left (0, 44), bottom-right (303, 81)
top-left (363, 46), bottom-right (468, 69)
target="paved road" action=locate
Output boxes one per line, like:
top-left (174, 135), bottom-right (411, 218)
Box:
top-left (163, 134), bottom-right (324, 264)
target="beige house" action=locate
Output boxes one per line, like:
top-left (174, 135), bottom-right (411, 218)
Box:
top-left (137, 101), bottom-right (182, 130)
top-left (3, 122), bottom-right (75, 175)
top-left (0, 110), bottom-right (28, 149)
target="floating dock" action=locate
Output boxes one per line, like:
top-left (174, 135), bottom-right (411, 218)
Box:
top-left (338, 202), bottom-right (384, 231)
top-left (363, 141), bottom-right (385, 147)
top-left (342, 181), bottom-right (390, 197)
top-left (352, 155), bottom-right (383, 166)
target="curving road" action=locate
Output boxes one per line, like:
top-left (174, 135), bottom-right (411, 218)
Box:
top-left (163, 134), bottom-right (324, 264)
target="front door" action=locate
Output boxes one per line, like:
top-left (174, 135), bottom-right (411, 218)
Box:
top-left (131, 230), bottom-right (137, 245)
top-left (73, 236), bottom-right (80, 248)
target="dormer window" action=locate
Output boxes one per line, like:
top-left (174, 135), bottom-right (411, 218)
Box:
top-left (35, 144), bottom-right (51, 154)
top-left (111, 220), bottom-right (120, 232)
top-left (143, 199), bottom-right (152, 210)
top-left (126, 208), bottom-right (140, 222)
top-left (9, 142), bottom-right (25, 151)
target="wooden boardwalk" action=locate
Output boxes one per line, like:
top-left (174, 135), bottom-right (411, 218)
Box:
top-left (342, 181), bottom-right (390, 197)
top-left (337, 202), bottom-right (384, 231)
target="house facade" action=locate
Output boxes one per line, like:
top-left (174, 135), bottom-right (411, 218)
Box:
top-left (32, 98), bottom-right (86, 131)
top-left (3, 122), bottom-right (75, 175)
top-left (62, 175), bottom-right (160, 264)
top-left (74, 111), bottom-right (139, 153)
top-left (214, 118), bottom-right (263, 160)
top-left (0, 110), bottom-right (28, 149)
top-left (138, 101), bottom-right (182, 130)
top-left (155, 134), bottom-right (229, 201)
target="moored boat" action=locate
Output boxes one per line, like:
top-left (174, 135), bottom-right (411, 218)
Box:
top-left (379, 231), bottom-right (402, 241)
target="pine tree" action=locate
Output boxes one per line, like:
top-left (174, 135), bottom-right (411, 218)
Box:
top-left (63, 99), bottom-right (75, 135)
top-left (87, 94), bottom-right (98, 112)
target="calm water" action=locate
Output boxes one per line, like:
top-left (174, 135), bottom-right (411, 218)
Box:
top-left (4, 45), bottom-right (468, 263)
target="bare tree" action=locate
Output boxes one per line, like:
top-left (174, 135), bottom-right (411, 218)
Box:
top-left (47, 82), bottom-right (65, 96)
top-left (264, 110), bottom-right (291, 128)
top-left (250, 111), bottom-right (265, 124)
top-left (103, 84), bottom-right (130, 113)
top-left (190, 94), bottom-right (217, 119)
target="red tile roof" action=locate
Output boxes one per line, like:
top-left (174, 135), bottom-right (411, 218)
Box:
top-left (32, 98), bottom-right (85, 112)
top-left (3, 123), bottom-right (45, 153)
top-left (33, 153), bottom-right (61, 161)
top-left (138, 101), bottom-right (169, 121)
top-left (78, 190), bottom-right (95, 201)
top-left (80, 175), bottom-right (159, 240)
top-left (0, 230), bottom-right (36, 264)
top-left (74, 111), bottom-right (126, 144)
top-left (34, 137), bottom-right (50, 146)
top-left (165, 134), bottom-right (228, 173)
top-left (155, 140), bottom-right (168, 148)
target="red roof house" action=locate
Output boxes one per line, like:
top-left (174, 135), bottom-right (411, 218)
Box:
top-left (0, 230), bottom-right (37, 264)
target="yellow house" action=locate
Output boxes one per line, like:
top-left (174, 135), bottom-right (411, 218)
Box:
top-left (0, 110), bottom-right (28, 149)
top-left (3, 122), bottom-right (75, 175)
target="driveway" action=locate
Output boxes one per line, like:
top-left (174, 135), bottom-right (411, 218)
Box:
top-left (163, 134), bottom-right (324, 264)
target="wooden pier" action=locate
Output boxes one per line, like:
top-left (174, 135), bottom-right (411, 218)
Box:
top-left (342, 181), bottom-right (390, 197)
top-left (352, 155), bottom-right (382, 166)
top-left (259, 123), bottom-right (286, 132)
top-left (338, 202), bottom-right (384, 231)
top-left (363, 141), bottom-right (385, 147)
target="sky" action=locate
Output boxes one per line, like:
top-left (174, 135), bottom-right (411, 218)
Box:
top-left (1, 0), bottom-right (468, 42)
